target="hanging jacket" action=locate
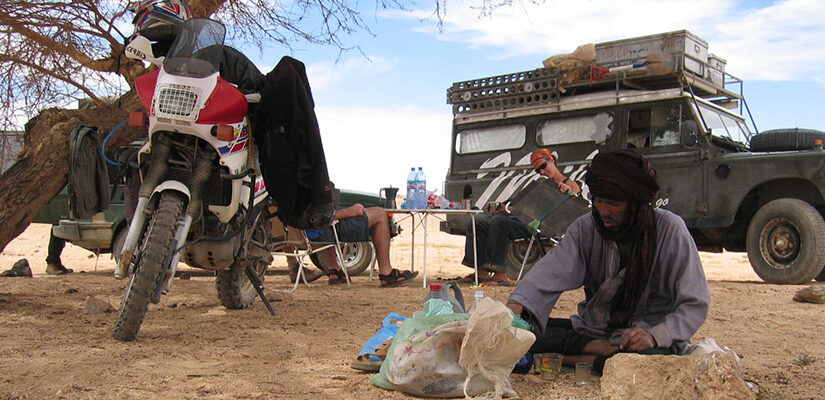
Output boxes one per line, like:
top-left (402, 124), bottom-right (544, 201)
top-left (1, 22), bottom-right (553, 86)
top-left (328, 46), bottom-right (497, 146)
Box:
top-left (68, 125), bottom-right (109, 219)
top-left (254, 56), bottom-right (335, 229)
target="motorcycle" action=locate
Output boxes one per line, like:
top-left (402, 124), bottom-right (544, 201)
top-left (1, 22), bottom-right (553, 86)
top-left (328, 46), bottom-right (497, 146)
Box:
top-left (115, 18), bottom-right (274, 341)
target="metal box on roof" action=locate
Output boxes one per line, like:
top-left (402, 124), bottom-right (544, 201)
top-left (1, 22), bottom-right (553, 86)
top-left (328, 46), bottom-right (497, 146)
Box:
top-left (706, 53), bottom-right (727, 87)
top-left (595, 30), bottom-right (709, 76)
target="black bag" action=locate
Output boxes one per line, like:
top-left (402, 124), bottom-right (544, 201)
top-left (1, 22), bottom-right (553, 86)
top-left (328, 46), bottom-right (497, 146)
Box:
top-left (68, 125), bottom-right (109, 219)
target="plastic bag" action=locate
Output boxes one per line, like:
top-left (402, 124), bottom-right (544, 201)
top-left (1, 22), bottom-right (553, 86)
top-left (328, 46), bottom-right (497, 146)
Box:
top-left (459, 297), bottom-right (535, 399)
top-left (358, 313), bottom-right (406, 363)
top-left (370, 299), bottom-right (535, 398)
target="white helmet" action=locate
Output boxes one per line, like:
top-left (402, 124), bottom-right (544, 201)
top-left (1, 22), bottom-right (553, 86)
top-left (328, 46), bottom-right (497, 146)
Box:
top-left (131, 0), bottom-right (192, 41)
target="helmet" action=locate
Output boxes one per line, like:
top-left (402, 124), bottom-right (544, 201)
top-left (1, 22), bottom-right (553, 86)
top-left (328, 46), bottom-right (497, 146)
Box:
top-left (131, 0), bottom-right (192, 41)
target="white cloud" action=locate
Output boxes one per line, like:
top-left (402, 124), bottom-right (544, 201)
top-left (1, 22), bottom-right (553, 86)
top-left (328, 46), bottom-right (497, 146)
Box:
top-left (307, 55), bottom-right (396, 92)
top-left (394, 0), bottom-right (825, 82)
top-left (315, 105), bottom-right (453, 195)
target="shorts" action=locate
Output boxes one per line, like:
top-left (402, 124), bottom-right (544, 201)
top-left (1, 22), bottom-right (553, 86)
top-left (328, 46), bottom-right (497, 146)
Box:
top-left (312, 214), bottom-right (370, 243)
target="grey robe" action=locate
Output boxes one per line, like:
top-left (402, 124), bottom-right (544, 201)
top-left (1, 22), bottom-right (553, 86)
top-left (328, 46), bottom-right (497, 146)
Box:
top-left (509, 208), bottom-right (710, 348)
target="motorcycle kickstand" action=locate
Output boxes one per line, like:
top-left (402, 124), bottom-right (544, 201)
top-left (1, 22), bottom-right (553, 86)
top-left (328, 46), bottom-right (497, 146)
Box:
top-left (245, 265), bottom-right (276, 316)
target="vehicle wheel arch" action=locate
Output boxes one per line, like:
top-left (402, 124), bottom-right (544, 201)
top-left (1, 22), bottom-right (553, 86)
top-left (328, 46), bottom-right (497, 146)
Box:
top-left (736, 178), bottom-right (824, 225)
top-left (723, 178), bottom-right (824, 251)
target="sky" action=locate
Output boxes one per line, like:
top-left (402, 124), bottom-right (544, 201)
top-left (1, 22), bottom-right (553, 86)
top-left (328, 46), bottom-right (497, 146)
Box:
top-left (240, 0), bottom-right (825, 196)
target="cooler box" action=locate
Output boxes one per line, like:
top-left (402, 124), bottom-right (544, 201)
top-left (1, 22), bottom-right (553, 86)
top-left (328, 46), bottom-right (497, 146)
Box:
top-left (507, 179), bottom-right (590, 238)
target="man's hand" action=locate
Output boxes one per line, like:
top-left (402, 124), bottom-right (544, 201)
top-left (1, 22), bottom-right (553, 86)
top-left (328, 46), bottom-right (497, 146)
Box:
top-left (506, 302), bottom-right (523, 316)
top-left (620, 327), bottom-right (656, 352)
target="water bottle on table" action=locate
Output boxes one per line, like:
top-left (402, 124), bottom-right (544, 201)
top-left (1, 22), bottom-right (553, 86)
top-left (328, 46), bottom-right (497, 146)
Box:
top-left (404, 167), bottom-right (416, 209)
top-left (415, 167), bottom-right (427, 209)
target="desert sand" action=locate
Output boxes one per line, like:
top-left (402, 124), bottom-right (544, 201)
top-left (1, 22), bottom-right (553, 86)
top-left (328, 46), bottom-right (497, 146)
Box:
top-left (0, 217), bottom-right (823, 399)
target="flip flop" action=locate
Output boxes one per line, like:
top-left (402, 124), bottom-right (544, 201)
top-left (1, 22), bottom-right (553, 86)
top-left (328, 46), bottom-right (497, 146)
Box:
top-left (481, 277), bottom-right (514, 287)
top-left (351, 355), bottom-right (383, 372)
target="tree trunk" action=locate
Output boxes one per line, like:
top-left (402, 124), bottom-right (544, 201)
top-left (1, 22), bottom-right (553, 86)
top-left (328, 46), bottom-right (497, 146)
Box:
top-left (0, 92), bottom-right (144, 253)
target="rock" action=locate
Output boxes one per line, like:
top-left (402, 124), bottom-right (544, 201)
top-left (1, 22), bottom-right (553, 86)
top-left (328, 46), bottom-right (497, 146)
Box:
top-left (85, 296), bottom-right (115, 314)
top-left (601, 352), bottom-right (754, 400)
top-left (0, 258), bottom-right (32, 277)
top-left (266, 290), bottom-right (294, 302)
top-left (793, 286), bottom-right (825, 304)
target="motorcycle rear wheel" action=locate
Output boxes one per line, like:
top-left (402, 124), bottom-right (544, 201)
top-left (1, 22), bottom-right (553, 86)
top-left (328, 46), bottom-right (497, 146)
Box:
top-left (216, 209), bottom-right (270, 309)
top-left (112, 192), bottom-right (185, 341)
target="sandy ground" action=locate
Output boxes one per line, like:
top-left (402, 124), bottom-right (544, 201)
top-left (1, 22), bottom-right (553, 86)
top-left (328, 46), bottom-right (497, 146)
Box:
top-left (1, 218), bottom-right (824, 400)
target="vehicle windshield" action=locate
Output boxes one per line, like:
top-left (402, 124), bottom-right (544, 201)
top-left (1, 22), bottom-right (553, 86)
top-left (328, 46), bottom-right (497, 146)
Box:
top-left (162, 18), bottom-right (225, 78)
top-left (694, 101), bottom-right (751, 145)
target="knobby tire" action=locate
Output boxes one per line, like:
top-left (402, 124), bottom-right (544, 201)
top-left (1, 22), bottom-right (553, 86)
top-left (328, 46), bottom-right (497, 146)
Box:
top-left (111, 192), bottom-right (185, 341)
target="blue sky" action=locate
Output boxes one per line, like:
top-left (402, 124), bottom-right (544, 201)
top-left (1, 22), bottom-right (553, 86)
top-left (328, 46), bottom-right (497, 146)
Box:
top-left (243, 0), bottom-right (825, 195)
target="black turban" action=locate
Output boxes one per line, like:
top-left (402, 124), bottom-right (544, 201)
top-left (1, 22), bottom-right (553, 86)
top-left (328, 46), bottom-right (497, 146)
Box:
top-left (584, 150), bottom-right (659, 203)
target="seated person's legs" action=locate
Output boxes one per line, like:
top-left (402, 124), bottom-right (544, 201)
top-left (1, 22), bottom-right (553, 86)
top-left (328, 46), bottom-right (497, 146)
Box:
top-left (461, 214), bottom-right (493, 281)
top-left (481, 216), bottom-right (531, 284)
top-left (317, 207), bottom-right (417, 287)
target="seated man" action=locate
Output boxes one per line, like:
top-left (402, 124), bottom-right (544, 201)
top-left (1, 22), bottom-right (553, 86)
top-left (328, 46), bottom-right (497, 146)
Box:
top-left (507, 150), bottom-right (710, 374)
top-left (460, 148), bottom-right (581, 286)
top-left (308, 204), bottom-right (417, 287)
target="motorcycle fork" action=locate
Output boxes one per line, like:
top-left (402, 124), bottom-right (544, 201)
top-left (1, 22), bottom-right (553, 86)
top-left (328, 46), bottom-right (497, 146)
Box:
top-left (158, 148), bottom-right (215, 295)
top-left (115, 135), bottom-right (172, 279)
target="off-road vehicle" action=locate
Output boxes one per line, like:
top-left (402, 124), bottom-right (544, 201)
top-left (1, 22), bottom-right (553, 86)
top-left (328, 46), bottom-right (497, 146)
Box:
top-left (440, 30), bottom-right (825, 284)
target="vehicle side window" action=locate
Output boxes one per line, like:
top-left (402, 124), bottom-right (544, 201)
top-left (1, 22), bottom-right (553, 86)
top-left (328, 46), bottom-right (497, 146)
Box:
top-left (628, 104), bottom-right (692, 148)
top-left (651, 104), bottom-right (682, 147)
top-left (536, 112), bottom-right (614, 146)
top-left (455, 124), bottom-right (526, 154)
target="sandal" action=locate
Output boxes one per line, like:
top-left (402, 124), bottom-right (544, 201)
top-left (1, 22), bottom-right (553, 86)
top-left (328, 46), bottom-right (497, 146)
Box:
top-left (456, 271), bottom-right (490, 284)
top-left (379, 269), bottom-right (418, 288)
top-left (481, 277), bottom-right (514, 287)
top-left (328, 269), bottom-right (350, 285)
top-left (351, 340), bottom-right (392, 372)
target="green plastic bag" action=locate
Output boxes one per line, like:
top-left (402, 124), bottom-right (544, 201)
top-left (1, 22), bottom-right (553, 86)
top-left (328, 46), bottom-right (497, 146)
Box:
top-left (370, 313), bottom-right (469, 391)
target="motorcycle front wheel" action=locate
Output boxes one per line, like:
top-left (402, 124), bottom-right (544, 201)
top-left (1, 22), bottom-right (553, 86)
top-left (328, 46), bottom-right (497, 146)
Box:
top-left (112, 192), bottom-right (185, 341)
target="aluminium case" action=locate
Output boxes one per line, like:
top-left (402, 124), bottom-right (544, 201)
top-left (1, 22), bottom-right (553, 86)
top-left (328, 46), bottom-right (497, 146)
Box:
top-left (595, 30), bottom-right (709, 76)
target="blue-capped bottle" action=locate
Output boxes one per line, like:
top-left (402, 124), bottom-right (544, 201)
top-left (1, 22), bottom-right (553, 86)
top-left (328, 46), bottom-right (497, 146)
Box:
top-left (415, 167), bottom-right (427, 209)
top-left (405, 167), bottom-right (416, 209)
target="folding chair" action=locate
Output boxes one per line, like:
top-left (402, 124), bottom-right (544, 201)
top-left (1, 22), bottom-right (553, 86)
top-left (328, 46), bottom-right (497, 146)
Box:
top-left (271, 221), bottom-right (351, 292)
top-left (507, 179), bottom-right (591, 282)
top-left (514, 232), bottom-right (558, 282)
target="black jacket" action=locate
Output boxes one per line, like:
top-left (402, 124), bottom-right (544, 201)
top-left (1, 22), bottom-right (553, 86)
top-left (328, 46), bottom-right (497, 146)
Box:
top-left (254, 56), bottom-right (335, 229)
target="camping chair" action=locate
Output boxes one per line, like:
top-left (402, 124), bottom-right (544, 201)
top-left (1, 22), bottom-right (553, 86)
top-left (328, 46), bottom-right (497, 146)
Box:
top-left (508, 179), bottom-right (591, 282)
top-left (514, 232), bottom-right (559, 282)
top-left (271, 221), bottom-right (351, 292)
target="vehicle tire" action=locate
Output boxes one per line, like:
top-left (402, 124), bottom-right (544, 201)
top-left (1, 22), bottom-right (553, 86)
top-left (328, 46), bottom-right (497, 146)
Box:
top-left (112, 192), bottom-right (185, 341)
top-left (216, 211), bottom-right (270, 309)
top-left (504, 237), bottom-right (552, 281)
top-left (746, 198), bottom-right (825, 284)
top-left (749, 128), bottom-right (825, 152)
top-left (112, 226), bottom-right (127, 265)
top-left (309, 242), bottom-right (374, 276)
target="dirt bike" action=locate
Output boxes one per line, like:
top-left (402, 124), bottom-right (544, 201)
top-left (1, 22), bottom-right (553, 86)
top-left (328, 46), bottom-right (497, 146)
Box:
top-left (114, 18), bottom-right (274, 341)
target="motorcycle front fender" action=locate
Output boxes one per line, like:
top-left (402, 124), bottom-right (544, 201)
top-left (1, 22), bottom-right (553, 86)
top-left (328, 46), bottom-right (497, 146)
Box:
top-left (114, 181), bottom-right (191, 279)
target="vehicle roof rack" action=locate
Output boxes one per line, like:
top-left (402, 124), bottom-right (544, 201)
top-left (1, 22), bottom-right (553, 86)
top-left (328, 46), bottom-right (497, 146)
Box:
top-left (448, 31), bottom-right (745, 117)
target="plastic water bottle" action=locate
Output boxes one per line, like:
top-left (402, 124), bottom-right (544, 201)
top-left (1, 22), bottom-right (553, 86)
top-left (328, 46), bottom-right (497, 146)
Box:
top-left (405, 167), bottom-right (416, 209)
top-left (468, 289), bottom-right (485, 314)
top-left (415, 167), bottom-right (427, 209)
top-left (414, 283), bottom-right (464, 317)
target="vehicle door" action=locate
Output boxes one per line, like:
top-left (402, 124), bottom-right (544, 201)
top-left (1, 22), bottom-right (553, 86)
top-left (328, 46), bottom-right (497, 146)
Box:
top-left (625, 101), bottom-right (707, 224)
